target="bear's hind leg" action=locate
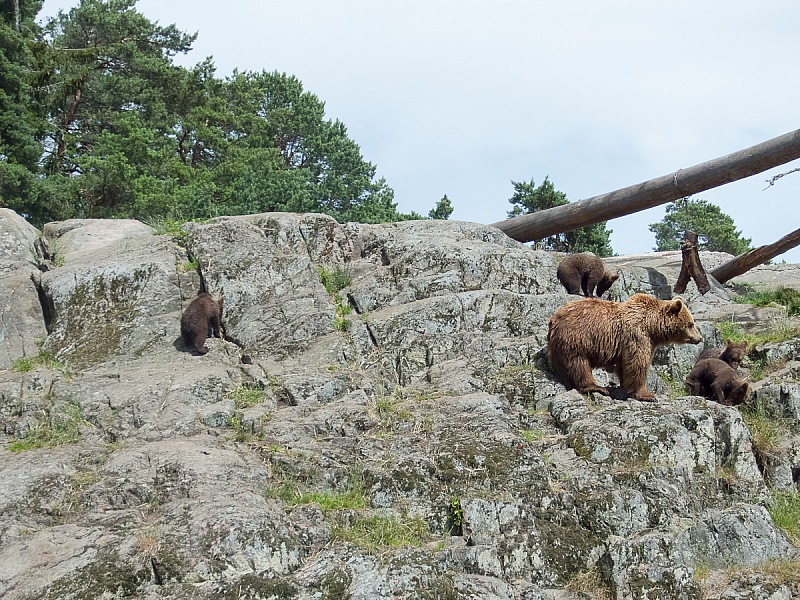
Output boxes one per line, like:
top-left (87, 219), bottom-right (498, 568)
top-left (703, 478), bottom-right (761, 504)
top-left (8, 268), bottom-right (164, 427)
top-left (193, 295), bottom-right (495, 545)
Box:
top-left (562, 276), bottom-right (583, 296)
top-left (584, 271), bottom-right (602, 298)
top-left (566, 357), bottom-right (610, 396)
top-left (209, 315), bottom-right (221, 338)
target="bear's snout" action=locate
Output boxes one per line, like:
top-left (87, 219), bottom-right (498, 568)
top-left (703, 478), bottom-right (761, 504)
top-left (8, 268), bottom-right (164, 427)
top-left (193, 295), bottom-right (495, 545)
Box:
top-left (686, 330), bottom-right (702, 344)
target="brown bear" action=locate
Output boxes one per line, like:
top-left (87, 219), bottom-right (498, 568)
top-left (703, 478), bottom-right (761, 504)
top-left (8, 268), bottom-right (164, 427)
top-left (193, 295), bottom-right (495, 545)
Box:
top-left (547, 293), bottom-right (702, 401)
top-left (685, 357), bottom-right (750, 406)
top-left (556, 252), bottom-right (619, 298)
top-left (181, 292), bottom-right (224, 355)
top-left (696, 339), bottom-right (747, 369)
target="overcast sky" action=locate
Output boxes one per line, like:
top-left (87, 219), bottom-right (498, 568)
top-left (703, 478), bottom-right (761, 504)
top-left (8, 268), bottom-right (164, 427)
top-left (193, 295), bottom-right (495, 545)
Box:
top-left (39, 1), bottom-right (800, 262)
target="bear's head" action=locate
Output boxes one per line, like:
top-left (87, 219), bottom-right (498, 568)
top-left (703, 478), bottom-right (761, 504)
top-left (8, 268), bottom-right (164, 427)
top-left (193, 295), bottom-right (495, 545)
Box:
top-left (596, 272), bottom-right (619, 298)
top-left (726, 380), bottom-right (751, 406)
top-left (721, 339), bottom-right (747, 369)
top-left (660, 296), bottom-right (702, 345)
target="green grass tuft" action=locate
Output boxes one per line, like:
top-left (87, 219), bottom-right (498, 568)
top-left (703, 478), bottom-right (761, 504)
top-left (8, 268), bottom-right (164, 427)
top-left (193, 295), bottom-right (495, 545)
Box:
top-left (7, 401), bottom-right (84, 452)
top-left (267, 468), bottom-right (367, 511)
top-left (12, 351), bottom-right (72, 376)
top-left (332, 514), bottom-right (429, 553)
top-left (735, 286), bottom-right (800, 317)
top-left (740, 400), bottom-right (788, 459)
top-left (12, 357), bottom-right (35, 372)
top-left (768, 491), bottom-right (800, 544)
top-left (225, 383), bottom-right (266, 409)
top-left (319, 265), bottom-right (353, 332)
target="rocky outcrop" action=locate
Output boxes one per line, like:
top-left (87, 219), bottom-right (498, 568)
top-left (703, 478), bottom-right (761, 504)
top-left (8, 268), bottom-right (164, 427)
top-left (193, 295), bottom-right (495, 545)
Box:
top-left (0, 209), bottom-right (48, 369)
top-left (0, 210), bottom-right (798, 599)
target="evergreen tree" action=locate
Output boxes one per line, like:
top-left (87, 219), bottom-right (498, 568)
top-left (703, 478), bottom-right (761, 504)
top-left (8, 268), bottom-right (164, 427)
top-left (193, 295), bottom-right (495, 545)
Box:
top-left (649, 198), bottom-right (752, 255)
top-left (35, 0), bottom-right (194, 222)
top-left (507, 177), bottom-right (613, 256)
top-left (428, 194), bottom-right (453, 220)
top-left (0, 0), bottom-right (44, 216)
top-left (5, 0), bottom-right (413, 226)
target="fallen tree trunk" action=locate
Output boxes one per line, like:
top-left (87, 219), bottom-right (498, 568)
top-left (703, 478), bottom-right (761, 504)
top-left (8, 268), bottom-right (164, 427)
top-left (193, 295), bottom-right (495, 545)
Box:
top-left (492, 128), bottom-right (800, 243)
top-left (710, 226), bottom-right (800, 284)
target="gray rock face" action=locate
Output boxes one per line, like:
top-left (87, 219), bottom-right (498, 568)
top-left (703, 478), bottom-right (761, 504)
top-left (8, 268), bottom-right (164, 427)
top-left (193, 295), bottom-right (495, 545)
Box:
top-left (0, 211), bottom-right (798, 600)
top-left (0, 209), bottom-right (47, 369)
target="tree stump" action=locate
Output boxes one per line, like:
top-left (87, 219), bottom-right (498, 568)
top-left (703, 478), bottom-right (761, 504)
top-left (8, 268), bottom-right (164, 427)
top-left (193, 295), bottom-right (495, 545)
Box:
top-left (673, 230), bottom-right (710, 295)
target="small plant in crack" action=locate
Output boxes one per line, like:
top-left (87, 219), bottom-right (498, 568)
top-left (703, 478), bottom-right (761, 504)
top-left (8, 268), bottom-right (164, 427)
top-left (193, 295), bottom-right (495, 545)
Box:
top-left (319, 265), bottom-right (352, 295)
top-left (226, 412), bottom-right (268, 443)
top-left (179, 258), bottom-right (199, 273)
top-left (446, 495), bottom-right (465, 535)
top-left (225, 383), bottom-right (267, 409)
top-left (320, 265), bottom-right (354, 332)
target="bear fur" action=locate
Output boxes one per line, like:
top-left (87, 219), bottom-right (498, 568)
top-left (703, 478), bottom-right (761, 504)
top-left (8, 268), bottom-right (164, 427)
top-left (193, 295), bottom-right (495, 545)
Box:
top-left (685, 357), bottom-right (751, 406)
top-left (181, 293), bottom-right (224, 355)
top-left (696, 339), bottom-right (747, 370)
top-left (547, 293), bottom-right (702, 401)
top-left (556, 252), bottom-right (619, 298)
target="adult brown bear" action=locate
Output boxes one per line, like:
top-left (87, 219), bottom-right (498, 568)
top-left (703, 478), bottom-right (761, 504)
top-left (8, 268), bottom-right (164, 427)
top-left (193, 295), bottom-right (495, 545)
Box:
top-left (547, 294), bottom-right (702, 401)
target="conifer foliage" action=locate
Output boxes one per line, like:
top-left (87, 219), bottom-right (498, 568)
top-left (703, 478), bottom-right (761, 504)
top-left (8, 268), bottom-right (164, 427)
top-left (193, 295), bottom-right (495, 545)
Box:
top-left (0, 0), bottom-right (422, 225)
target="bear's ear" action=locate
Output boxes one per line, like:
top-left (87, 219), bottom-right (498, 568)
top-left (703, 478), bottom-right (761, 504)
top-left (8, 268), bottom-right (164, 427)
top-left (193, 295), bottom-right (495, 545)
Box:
top-left (610, 273), bottom-right (619, 283)
top-left (668, 297), bottom-right (685, 314)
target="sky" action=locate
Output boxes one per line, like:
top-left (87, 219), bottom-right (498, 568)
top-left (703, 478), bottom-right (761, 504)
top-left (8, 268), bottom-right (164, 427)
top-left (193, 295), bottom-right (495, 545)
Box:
top-left (38, 1), bottom-right (800, 262)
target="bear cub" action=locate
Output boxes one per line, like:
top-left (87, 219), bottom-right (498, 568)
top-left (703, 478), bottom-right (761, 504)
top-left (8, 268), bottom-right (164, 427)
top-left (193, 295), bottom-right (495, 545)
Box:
top-left (696, 339), bottom-right (747, 369)
top-left (181, 292), bottom-right (224, 355)
top-left (547, 293), bottom-right (702, 401)
top-left (685, 357), bottom-right (750, 406)
top-left (556, 252), bottom-right (619, 298)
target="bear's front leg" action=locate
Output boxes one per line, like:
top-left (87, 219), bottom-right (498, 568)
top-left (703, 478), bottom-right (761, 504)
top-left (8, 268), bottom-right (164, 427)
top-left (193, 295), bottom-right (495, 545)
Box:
top-left (711, 383), bottom-right (729, 405)
top-left (630, 388), bottom-right (656, 402)
top-left (617, 357), bottom-right (654, 401)
top-left (579, 384), bottom-right (611, 396)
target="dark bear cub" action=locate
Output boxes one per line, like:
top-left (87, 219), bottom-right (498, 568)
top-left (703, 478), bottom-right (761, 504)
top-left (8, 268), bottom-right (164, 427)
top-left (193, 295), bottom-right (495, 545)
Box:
top-left (685, 357), bottom-right (750, 406)
top-left (181, 293), bottom-right (224, 355)
top-left (556, 252), bottom-right (619, 298)
top-left (696, 339), bottom-right (747, 369)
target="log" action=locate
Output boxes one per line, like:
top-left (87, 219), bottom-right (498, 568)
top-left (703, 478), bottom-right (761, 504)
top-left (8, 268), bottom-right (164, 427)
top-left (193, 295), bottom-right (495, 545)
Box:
top-left (492, 128), bottom-right (800, 243)
top-left (674, 230), bottom-right (710, 295)
top-left (710, 226), bottom-right (800, 284)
